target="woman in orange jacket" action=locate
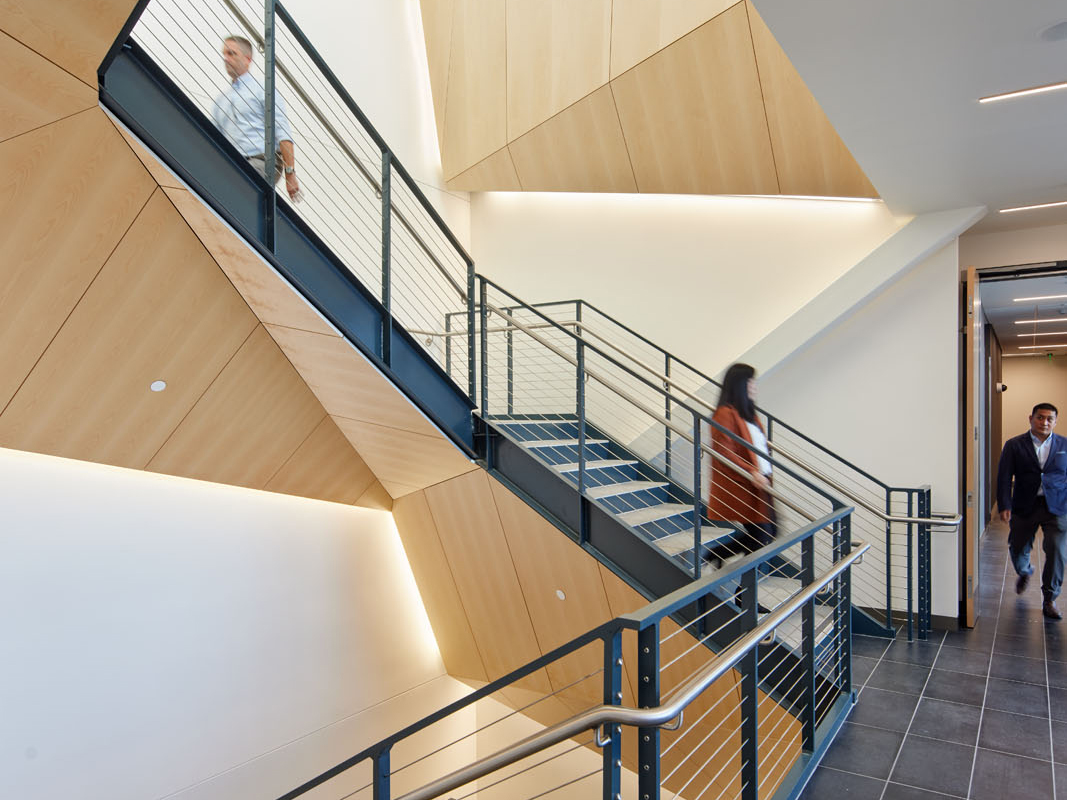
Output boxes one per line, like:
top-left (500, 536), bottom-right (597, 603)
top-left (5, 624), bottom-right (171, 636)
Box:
top-left (707, 363), bottom-right (776, 550)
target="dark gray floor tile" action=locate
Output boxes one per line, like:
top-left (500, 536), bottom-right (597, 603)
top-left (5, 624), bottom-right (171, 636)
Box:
top-left (942, 626), bottom-right (995, 653)
top-left (923, 668), bottom-right (988, 707)
top-left (978, 708), bottom-right (1052, 760)
top-left (988, 652), bottom-right (1047, 685)
top-left (867, 660), bottom-right (931, 695)
top-left (909, 697), bottom-right (982, 746)
top-left (849, 687), bottom-right (919, 732)
top-left (1046, 635), bottom-right (1067, 662)
top-left (971, 748), bottom-right (1054, 800)
top-left (984, 676), bottom-right (1049, 717)
top-left (882, 783), bottom-right (959, 799)
top-left (852, 655), bottom-right (879, 687)
top-left (853, 634), bottom-right (893, 659)
top-left (820, 721), bottom-right (904, 780)
top-left (1053, 721), bottom-right (1067, 764)
top-left (993, 631), bottom-right (1047, 659)
top-left (1049, 659), bottom-right (1067, 690)
top-left (934, 645), bottom-right (990, 676)
top-left (884, 638), bottom-right (941, 667)
top-left (889, 735), bottom-right (974, 797)
top-left (1057, 762), bottom-right (1067, 796)
top-left (797, 765), bottom-right (884, 799)
top-left (1051, 687), bottom-right (1067, 722)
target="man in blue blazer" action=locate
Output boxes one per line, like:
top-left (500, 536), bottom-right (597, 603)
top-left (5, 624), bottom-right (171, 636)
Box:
top-left (998, 402), bottom-right (1067, 620)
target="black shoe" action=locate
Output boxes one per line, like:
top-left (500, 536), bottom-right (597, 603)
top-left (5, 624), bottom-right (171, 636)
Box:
top-left (1016, 573), bottom-right (1030, 594)
top-left (1043, 599), bottom-right (1062, 621)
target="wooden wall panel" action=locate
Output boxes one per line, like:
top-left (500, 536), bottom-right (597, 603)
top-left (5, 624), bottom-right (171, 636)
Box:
top-left (446, 146), bottom-right (522, 192)
top-left (0, 0), bottom-right (140, 87)
top-left (393, 488), bottom-right (489, 681)
top-left (509, 85), bottom-right (637, 193)
top-left (356, 479), bottom-right (393, 511)
top-left (440, 0), bottom-right (507, 179)
top-left (418, 0), bottom-right (454, 147)
top-left (334, 416), bottom-right (476, 498)
top-left (423, 470), bottom-right (550, 693)
top-left (610, 5), bottom-right (779, 195)
top-left (113, 119), bottom-right (185, 190)
top-left (264, 415), bottom-right (377, 506)
top-left (0, 30), bottom-right (95, 142)
top-left (167, 191), bottom-right (338, 337)
top-left (505, 0), bottom-right (611, 141)
top-left (746, 3), bottom-right (877, 198)
top-left (264, 325), bottom-right (440, 436)
top-left (147, 325), bottom-right (326, 488)
top-left (609, 0), bottom-right (737, 78)
top-left (0, 188), bottom-right (258, 467)
top-left (0, 108), bottom-right (155, 411)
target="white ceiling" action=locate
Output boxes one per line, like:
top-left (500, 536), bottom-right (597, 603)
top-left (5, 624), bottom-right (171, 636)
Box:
top-left (750, 0), bottom-right (1067, 234)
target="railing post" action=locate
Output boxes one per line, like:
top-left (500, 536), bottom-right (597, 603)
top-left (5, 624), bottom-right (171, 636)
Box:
top-left (664, 355), bottom-right (672, 481)
top-left (603, 630), bottom-right (623, 800)
top-left (738, 569), bottom-right (759, 800)
top-left (467, 265), bottom-right (476, 402)
top-left (800, 532), bottom-right (816, 752)
top-left (479, 279), bottom-right (490, 468)
top-left (885, 490), bottom-right (894, 633)
top-left (372, 747), bottom-right (390, 800)
top-left (918, 486), bottom-right (931, 640)
top-left (444, 312), bottom-right (452, 379)
top-left (637, 623), bottom-right (660, 800)
top-left (506, 305), bottom-right (515, 417)
top-left (836, 514), bottom-right (854, 698)
top-left (261, 0), bottom-right (277, 251)
top-left (906, 490), bottom-right (915, 641)
top-left (577, 335), bottom-right (589, 544)
top-left (692, 409), bottom-right (702, 579)
top-left (380, 149), bottom-right (392, 365)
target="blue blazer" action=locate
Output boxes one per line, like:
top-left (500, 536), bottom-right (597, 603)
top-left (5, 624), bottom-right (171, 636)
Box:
top-left (997, 431), bottom-right (1067, 517)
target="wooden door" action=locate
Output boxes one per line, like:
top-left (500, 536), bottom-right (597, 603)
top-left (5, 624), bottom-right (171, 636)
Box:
top-left (963, 266), bottom-right (980, 627)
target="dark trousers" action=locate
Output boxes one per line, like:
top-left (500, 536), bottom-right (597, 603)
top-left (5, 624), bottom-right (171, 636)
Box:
top-left (1008, 496), bottom-right (1067, 600)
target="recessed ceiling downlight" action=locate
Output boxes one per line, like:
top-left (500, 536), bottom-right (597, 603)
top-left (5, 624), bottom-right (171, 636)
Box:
top-left (150, 380), bottom-right (167, 392)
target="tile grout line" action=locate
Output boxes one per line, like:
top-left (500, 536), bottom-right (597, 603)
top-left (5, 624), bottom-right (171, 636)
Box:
top-left (1043, 538), bottom-right (1057, 800)
top-left (875, 632), bottom-right (948, 800)
top-left (965, 542), bottom-right (1009, 799)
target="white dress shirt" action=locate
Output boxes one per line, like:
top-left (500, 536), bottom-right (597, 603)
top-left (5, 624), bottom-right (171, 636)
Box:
top-left (1033, 432), bottom-right (1052, 495)
top-left (212, 71), bottom-right (294, 157)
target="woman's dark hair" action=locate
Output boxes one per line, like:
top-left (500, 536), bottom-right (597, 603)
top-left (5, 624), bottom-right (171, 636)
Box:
top-left (718, 362), bottom-right (757, 422)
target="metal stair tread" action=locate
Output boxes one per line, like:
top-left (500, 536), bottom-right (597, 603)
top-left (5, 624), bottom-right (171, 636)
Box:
top-left (521, 438), bottom-right (608, 448)
top-left (655, 526), bottom-right (737, 555)
top-left (618, 503), bottom-right (692, 526)
top-left (553, 459), bottom-right (638, 473)
top-left (758, 576), bottom-right (804, 611)
top-left (760, 605), bottom-right (834, 652)
top-left (586, 480), bottom-right (668, 499)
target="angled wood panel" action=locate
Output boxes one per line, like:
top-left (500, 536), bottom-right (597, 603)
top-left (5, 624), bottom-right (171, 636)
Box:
top-left (393, 488), bottom-right (489, 682)
top-left (746, 3), bottom-right (877, 198)
top-left (508, 85), bottom-right (637, 193)
top-left (264, 324), bottom-right (441, 436)
top-left (167, 191), bottom-right (338, 337)
top-left (112, 118), bottom-right (185, 190)
top-left (610, 4), bottom-right (779, 195)
top-left (264, 415), bottom-right (377, 505)
top-left (147, 325), bottom-right (326, 488)
top-left (609, 0), bottom-right (738, 78)
top-left (355, 479), bottom-right (393, 511)
top-left (445, 146), bottom-right (522, 192)
top-left (419, 0), bottom-right (455, 147)
top-left (0, 189), bottom-right (258, 467)
top-left (333, 416), bottom-right (476, 497)
top-left (0, 29), bottom-right (96, 143)
top-left (0, 0), bottom-right (140, 87)
top-left (0, 108), bottom-right (155, 411)
top-left (440, 0), bottom-right (506, 178)
top-left (423, 470), bottom-right (550, 693)
top-left (505, 0), bottom-right (611, 141)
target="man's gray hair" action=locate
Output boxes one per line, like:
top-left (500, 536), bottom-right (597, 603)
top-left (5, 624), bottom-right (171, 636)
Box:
top-left (224, 35), bottom-right (253, 58)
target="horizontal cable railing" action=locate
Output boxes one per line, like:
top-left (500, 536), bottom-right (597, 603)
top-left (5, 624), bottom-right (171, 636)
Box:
top-left (277, 510), bottom-right (860, 800)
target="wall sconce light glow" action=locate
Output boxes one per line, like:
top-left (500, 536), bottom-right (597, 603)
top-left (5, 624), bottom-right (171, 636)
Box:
top-left (979, 80), bottom-right (1067, 104)
top-left (150, 380), bottom-right (167, 392)
top-left (1015, 318), bottom-right (1067, 324)
top-left (999, 200), bottom-right (1067, 214)
top-left (1012, 294), bottom-right (1067, 303)
top-left (1018, 343), bottom-right (1067, 349)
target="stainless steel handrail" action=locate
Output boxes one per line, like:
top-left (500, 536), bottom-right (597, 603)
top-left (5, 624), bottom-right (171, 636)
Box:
top-left (219, 0), bottom-right (469, 301)
top-left (397, 541), bottom-right (870, 800)
top-left (483, 303), bottom-right (820, 523)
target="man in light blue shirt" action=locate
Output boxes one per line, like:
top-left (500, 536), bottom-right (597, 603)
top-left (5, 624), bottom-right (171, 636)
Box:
top-left (212, 35), bottom-right (301, 201)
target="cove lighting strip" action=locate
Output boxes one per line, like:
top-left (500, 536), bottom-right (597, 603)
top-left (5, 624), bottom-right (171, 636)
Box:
top-left (1012, 294), bottom-right (1067, 302)
top-left (1000, 200), bottom-right (1067, 214)
top-left (979, 80), bottom-right (1067, 104)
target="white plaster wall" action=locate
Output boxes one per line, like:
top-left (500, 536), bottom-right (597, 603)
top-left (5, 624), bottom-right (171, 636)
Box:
top-left (757, 243), bottom-right (962, 617)
top-left (470, 191), bottom-right (909, 376)
top-left (0, 448), bottom-right (451, 800)
top-left (959, 221), bottom-right (1067, 269)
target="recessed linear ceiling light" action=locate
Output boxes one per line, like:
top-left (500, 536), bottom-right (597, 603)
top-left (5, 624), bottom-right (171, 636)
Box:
top-left (1019, 343), bottom-right (1067, 349)
top-left (1000, 200), bottom-right (1067, 214)
top-left (1018, 331), bottom-right (1067, 337)
top-left (979, 80), bottom-right (1067, 104)
top-left (1015, 318), bottom-right (1067, 324)
top-left (1012, 294), bottom-right (1067, 303)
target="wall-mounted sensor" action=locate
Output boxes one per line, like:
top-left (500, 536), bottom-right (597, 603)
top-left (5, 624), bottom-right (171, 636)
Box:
top-left (995, 382), bottom-right (1008, 393)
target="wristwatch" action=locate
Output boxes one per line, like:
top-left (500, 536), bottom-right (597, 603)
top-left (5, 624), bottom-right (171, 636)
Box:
top-left (283, 165), bottom-right (295, 175)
